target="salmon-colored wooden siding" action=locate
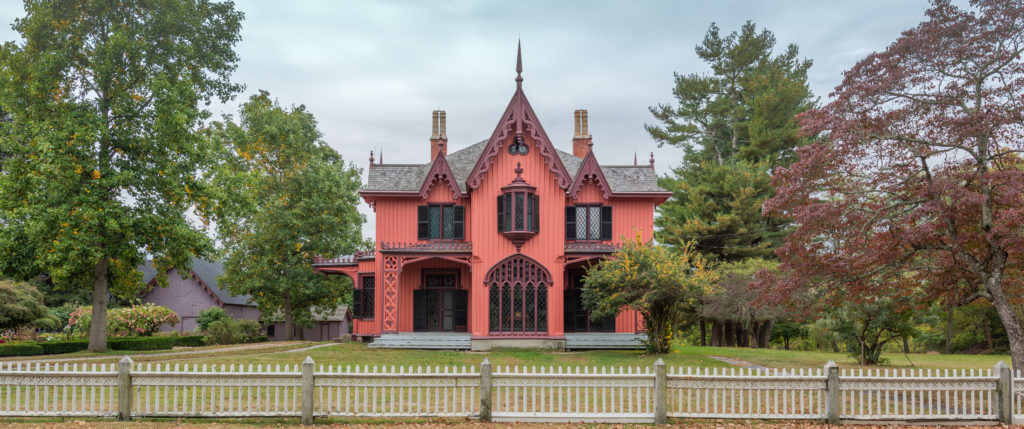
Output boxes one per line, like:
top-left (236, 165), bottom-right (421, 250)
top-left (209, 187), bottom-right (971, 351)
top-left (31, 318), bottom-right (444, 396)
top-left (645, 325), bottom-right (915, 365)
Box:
top-left (355, 93), bottom-right (665, 339)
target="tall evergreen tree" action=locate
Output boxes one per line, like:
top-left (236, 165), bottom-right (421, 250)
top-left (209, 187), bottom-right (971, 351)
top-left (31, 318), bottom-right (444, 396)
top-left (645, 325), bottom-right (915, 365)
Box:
top-left (647, 21), bottom-right (815, 262)
top-left (210, 92), bottom-right (364, 341)
top-left (0, 0), bottom-right (243, 351)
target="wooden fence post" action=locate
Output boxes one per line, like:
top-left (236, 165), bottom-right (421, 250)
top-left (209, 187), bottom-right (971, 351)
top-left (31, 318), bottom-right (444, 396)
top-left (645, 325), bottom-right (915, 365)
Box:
top-left (301, 356), bottom-right (315, 425)
top-left (995, 361), bottom-right (1012, 424)
top-left (480, 358), bottom-right (492, 422)
top-left (654, 358), bottom-right (667, 424)
top-left (824, 360), bottom-right (839, 425)
top-left (117, 356), bottom-right (132, 421)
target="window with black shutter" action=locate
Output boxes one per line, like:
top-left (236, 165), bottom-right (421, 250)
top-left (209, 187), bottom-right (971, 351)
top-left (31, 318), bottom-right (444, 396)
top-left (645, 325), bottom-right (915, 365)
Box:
top-left (353, 275), bottom-right (374, 320)
top-left (496, 192), bottom-right (538, 233)
top-left (566, 205), bottom-right (611, 241)
top-left (416, 204), bottom-right (464, 240)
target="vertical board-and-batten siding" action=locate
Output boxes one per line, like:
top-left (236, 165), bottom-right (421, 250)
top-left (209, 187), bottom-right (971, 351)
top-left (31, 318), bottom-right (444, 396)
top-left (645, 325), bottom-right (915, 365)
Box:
top-left (568, 174), bottom-right (651, 333)
top-left (143, 268), bottom-right (221, 334)
top-left (468, 133), bottom-right (568, 337)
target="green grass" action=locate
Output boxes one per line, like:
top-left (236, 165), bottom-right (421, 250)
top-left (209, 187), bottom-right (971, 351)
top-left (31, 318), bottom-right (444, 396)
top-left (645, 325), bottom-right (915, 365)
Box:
top-left (4, 339), bottom-right (1011, 371)
top-left (101, 341), bottom-right (1013, 371)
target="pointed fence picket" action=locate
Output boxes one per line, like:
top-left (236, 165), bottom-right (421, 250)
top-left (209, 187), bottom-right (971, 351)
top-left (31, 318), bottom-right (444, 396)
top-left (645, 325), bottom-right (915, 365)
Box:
top-left (838, 367), bottom-right (997, 421)
top-left (0, 361), bottom-right (118, 417)
top-left (0, 357), bottom-right (1017, 423)
top-left (314, 364), bottom-right (479, 417)
top-left (490, 365), bottom-right (656, 423)
top-left (667, 366), bottom-right (826, 419)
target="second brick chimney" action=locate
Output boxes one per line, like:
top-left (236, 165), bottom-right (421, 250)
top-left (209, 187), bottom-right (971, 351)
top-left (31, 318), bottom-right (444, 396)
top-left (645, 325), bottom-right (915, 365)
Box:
top-left (430, 110), bottom-right (447, 160)
top-left (572, 109), bottom-right (592, 158)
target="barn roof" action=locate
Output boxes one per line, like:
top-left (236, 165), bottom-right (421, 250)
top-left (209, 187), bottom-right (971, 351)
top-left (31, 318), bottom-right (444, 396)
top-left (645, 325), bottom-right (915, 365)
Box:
top-left (141, 258), bottom-right (254, 307)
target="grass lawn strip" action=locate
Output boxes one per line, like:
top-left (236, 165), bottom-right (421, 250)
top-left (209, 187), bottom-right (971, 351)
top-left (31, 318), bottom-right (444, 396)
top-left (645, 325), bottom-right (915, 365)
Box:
top-left (0, 341), bottom-right (321, 365)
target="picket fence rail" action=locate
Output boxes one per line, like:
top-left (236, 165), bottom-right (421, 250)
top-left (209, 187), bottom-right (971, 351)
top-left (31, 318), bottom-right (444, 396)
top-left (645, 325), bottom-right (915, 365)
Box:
top-left (0, 357), bottom-right (1020, 424)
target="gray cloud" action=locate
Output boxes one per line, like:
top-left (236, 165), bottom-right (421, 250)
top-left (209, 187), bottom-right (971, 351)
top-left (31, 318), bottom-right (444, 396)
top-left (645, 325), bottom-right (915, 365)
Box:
top-left (0, 0), bottom-right (961, 242)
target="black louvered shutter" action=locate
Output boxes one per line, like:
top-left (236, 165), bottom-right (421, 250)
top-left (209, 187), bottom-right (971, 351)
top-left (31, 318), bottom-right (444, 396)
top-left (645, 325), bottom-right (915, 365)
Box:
top-left (352, 289), bottom-right (363, 319)
top-left (496, 195), bottom-right (504, 232)
top-left (503, 193), bottom-right (512, 232)
top-left (417, 205), bottom-right (428, 240)
top-left (600, 206), bottom-right (613, 241)
top-left (565, 206), bottom-right (576, 240)
top-left (530, 195), bottom-right (540, 233)
top-left (363, 277), bottom-right (375, 319)
top-left (453, 205), bottom-right (465, 240)
top-left (413, 290), bottom-right (427, 331)
top-left (455, 289), bottom-right (468, 331)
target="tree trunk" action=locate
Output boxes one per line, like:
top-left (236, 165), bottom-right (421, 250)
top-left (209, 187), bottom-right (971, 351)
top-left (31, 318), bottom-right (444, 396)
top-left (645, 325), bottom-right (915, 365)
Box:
top-left (903, 336), bottom-right (910, 354)
top-left (710, 320), bottom-right (721, 347)
top-left (699, 319), bottom-right (707, 347)
top-left (983, 322), bottom-right (993, 352)
top-left (723, 321), bottom-right (735, 347)
top-left (739, 323), bottom-right (752, 348)
top-left (945, 305), bottom-right (953, 354)
top-left (89, 258), bottom-right (109, 352)
top-left (986, 274), bottom-right (1024, 370)
top-left (284, 289), bottom-right (294, 341)
top-left (758, 320), bottom-right (774, 348)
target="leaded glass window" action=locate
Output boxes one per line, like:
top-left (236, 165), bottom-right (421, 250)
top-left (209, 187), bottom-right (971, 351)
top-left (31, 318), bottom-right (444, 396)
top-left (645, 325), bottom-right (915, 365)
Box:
top-left (428, 205), bottom-right (441, 239)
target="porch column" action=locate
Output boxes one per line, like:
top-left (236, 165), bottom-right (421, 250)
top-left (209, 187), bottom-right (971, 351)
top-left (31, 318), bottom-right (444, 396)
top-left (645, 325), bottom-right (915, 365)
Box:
top-left (549, 257), bottom-right (564, 336)
top-left (382, 255), bottom-right (401, 333)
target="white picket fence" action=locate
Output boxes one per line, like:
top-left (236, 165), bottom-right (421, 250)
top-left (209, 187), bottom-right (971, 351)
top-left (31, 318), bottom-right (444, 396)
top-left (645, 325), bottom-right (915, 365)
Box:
top-left (0, 357), bottom-right (1020, 424)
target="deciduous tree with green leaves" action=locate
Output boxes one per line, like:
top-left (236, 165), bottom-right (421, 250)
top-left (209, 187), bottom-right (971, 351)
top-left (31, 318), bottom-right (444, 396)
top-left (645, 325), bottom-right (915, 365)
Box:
top-left (582, 235), bottom-right (717, 353)
top-left (210, 91), bottom-right (363, 341)
top-left (0, 0), bottom-right (243, 351)
top-left (0, 279), bottom-right (59, 330)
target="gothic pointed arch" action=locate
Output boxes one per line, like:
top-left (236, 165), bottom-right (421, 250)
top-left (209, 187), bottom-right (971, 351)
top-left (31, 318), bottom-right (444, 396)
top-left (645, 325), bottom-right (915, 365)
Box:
top-left (418, 152), bottom-right (461, 200)
top-left (466, 87), bottom-right (571, 190)
top-left (485, 254), bottom-right (552, 335)
top-left (568, 149), bottom-right (612, 200)
top-left (484, 254), bottom-right (553, 287)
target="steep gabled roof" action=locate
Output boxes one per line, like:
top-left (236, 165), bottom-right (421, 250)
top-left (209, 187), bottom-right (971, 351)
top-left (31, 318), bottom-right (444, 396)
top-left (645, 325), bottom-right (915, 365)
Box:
top-left (568, 149), bottom-right (612, 200)
top-left (418, 152), bottom-right (463, 200)
top-left (463, 85), bottom-right (572, 190)
top-left (141, 258), bottom-right (253, 307)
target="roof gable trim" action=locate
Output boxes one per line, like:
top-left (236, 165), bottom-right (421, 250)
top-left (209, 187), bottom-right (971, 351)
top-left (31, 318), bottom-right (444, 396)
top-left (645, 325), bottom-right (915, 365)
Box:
top-left (466, 88), bottom-right (572, 190)
top-left (568, 150), bottom-right (612, 200)
top-left (418, 153), bottom-right (463, 200)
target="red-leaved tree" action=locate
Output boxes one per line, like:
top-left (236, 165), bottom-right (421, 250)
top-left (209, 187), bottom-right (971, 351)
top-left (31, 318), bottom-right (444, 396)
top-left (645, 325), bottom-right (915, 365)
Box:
top-left (762, 0), bottom-right (1024, 368)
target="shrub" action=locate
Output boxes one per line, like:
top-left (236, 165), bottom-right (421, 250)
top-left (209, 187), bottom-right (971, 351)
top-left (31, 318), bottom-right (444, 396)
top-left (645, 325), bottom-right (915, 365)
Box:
top-left (39, 339), bottom-right (88, 355)
top-left (196, 307), bottom-right (227, 332)
top-left (176, 335), bottom-right (205, 347)
top-left (107, 336), bottom-right (177, 351)
top-left (69, 304), bottom-right (179, 337)
top-left (253, 334), bottom-right (269, 343)
top-left (203, 317), bottom-right (263, 345)
top-left (0, 342), bottom-right (43, 356)
top-left (0, 279), bottom-right (60, 331)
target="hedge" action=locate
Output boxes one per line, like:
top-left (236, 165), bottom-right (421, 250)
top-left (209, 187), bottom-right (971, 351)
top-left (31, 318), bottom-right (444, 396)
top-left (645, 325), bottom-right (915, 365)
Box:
top-left (40, 339), bottom-right (89, 355)
top-left (107, 336), bottom-right (177, 351)
top-left (254, 334), bottom-right (269, 343)
top-left (0, 342), bottom-right (44, 357)
top-left (175, 335), bottom-right (205, 347)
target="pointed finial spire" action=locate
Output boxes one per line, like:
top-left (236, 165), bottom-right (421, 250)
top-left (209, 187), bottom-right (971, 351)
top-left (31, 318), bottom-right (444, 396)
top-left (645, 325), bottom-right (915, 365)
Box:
top-left (634, 152), bottom-right (638, 166)
top-left (649, 152), bottom-right (655, 170)
top-left (369, 150), bottom-right (375, 168)
top-left (515, 40), bottom-right (523, 88)
top-left (515, 161), bottom-right (523, 179)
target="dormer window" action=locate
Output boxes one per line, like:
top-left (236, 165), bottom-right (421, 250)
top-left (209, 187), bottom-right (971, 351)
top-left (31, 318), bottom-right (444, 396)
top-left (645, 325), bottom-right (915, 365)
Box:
top-left (497, 162), bottom-right (538, 251)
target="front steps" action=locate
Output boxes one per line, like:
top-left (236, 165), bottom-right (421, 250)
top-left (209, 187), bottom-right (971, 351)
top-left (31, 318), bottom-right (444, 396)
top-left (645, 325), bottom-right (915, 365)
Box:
top-left (366, 332), bottom-right (645, 350)
top-left (368, 332), bottom-right (471, 350)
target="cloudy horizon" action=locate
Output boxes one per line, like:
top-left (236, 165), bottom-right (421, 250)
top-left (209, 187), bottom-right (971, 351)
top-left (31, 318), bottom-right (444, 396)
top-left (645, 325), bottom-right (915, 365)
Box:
top-left (0, 0), bottom-right (962, 242)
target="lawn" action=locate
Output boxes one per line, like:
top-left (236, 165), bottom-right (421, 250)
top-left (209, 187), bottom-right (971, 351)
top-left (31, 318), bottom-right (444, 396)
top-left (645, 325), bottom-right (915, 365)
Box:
top-left (32, 340), bottom-right (1010, 372)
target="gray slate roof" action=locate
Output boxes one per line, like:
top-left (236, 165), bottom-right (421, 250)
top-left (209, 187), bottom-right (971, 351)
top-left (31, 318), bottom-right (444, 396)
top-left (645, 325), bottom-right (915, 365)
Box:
top-left (364, 140), bottom-right (664, 194)
top-left (141, 258), bottom-right (254, 307)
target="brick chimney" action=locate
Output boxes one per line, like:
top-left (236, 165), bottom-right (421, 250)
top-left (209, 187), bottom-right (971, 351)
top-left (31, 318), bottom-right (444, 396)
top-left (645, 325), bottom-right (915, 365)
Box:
top-left (572, 109), bottom-right (592, 158)
top-left (430, 110), bottom-right (447, 160)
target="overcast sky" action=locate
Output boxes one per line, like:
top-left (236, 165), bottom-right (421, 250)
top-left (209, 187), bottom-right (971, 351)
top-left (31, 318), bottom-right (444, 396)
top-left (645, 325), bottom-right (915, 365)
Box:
top-left (0, 0), bottom-right (964, 242)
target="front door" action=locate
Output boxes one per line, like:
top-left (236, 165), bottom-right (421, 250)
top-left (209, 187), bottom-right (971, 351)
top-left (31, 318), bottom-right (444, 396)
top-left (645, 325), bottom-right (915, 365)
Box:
top-left (413, 271), bottom-right (467, 332)
top-left (564, 269), bottom-right (615, 332)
